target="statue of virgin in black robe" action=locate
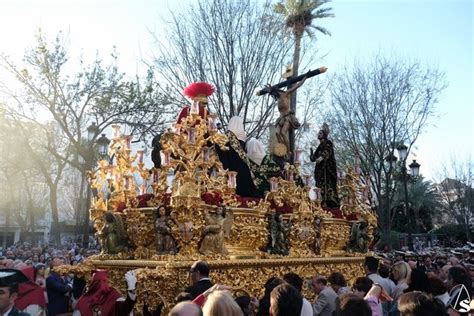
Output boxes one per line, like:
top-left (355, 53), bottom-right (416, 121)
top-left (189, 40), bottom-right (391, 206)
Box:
top-left (215, 116), bottom-right (258, 198)
top-left (310, 123), bottom-right (339, 208)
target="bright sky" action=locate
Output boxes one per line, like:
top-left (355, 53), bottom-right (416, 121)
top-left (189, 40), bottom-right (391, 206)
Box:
top-left (0, 0), bottom-right (472, 181)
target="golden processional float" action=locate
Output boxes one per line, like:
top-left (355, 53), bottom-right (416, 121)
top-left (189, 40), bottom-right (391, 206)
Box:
top-left (64, 85), bottom-right (378, 313)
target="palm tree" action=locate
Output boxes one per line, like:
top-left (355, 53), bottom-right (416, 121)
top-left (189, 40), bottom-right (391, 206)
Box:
top-left (274, 0), bottom-right (334, 111)
top-left (391, 177), bottom-right (443, 234)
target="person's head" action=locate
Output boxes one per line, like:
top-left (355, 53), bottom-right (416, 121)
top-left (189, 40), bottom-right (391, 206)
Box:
top-left (258, 278), bottom-right (284, 316)
top-left (0, 285), bottom-right (18, 314)
top-left (407, 268), bottom-right (432, 293)
top-left (392, 261), bottom-right (411, 283)
top-left (189, 261), bottom-right (210, 285)
top-left (379, 265), bottom-right (391, 278)
top-left (35, 264), bottom-right (46, 277)
top-left (0, 269), bottom-right (28, 314)
top-left (448, 256), bottom-right (460, 266)
top-left (175, 292), bottom-right (193, 304)
top-left (317, 123), bottom-right (330, 140)
top-left (364, 256), bottom-right (379, 274)
top-left (246, 138), bottom-right (266, 166)
top-left (202, 290), bottom-right (243, 316)
top-left (51, 257), bottom-right (64, 268)
top-left (169, 301), bottom-right (203, 316)
top-left (234, 295), bottom-right (252, 316)
top-left (439, 264), bottom-right (452, 282)
top-left (429, 276), bottom-right (448, 296)
top-left (382, 257), bottom-right (392, 269)
top-left (328, 272), bottom-right (347, 292)
top-left (395, 252), bottom-right (406, 262)
top-left (282, 272), bottom-right (303, 293)
top-left (339, 294), bottom-right (371, 316)
top-left (269, 284), bottom-right (302, 316)
top-left (422, 254), bottom-right (432, 268)
top-left (228, 116), bottom-right (246, 142)
top-left (352, 277), bottom-right (373, 298)
top-left (398, 291), bottom-right (447, 316)
top-left (5, 251), bottom-right (14, 260)
top-left (447, 266), bottom-right (471, 292)
top-left (312, 276), bottom-right (327, 294)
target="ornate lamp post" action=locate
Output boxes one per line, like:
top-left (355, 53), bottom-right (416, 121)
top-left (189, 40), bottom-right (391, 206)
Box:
top-left (87, 122), bottom-right (99, 142)
top-left (82, 124), bottom-right (110, 248)
top-left (96, 133), bottom-right (110, 158)
top-left (396, 143), bottom-right (421, 251)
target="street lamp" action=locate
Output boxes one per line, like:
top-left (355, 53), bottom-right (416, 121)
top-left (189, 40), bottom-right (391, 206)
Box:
top-left (96, 133), bottom-right (110, 157)
top-left (396, 143), bottom-right (421, 251)
top-left (87, 122), bottom-right (99, 142)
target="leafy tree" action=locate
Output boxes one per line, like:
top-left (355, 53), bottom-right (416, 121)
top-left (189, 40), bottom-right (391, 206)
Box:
top-left (150, 0), bottom-right (292, 137)
top-left (326, 54), bottom-right (447, 248)
top-left (435, 158), bottom-right (474, 241)
top-left (273, 0), bottom-right (334, 103)
top-left (0, 30), bottom-right (173, 244)
top-left (391, 177), bottom-right (442, 234)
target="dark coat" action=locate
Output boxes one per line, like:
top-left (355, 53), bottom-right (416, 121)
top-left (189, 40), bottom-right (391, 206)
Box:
top-left (184, 279), bottom-right (213, 299)
top-left (46, 272), bottom-right (71, 316)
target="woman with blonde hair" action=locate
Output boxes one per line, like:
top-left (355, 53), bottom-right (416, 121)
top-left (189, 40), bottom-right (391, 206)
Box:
top-left (390, 261), bottom-right (412, 315)
top-left (391, 261), bottom-right (411, 301)
top-left (202, 290), bottom-right (243, 316)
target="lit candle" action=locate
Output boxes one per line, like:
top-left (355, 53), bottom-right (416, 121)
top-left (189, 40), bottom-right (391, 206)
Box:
top-left (111, 124), bottom-right (121, 139)
top-left (294, 149), bottom-right (303, 164)
top-left (303, 175), bottom-right (312, 187)
top-left (153, 168), bottom-right (161, 183)
top-left (137, 150), bottom-right (144, 164)
top-left (125, 135), bottom-right (131, 150)
top-left (315, 187), bottom-right (321, 200)
top-left (202, 146), bottom-right (210, 162)
top-left (227, 171), bottom-right (237, 188)
top-left (106, 167), bottom-right (113, 180)
top-left (286, 170), bottom-right (294, 182)
top-left (270, 177), bottom-right (279, 192)
top-left (139, 184), bottom-right (146, 195)
top-left (190, 100), bottom-right (200, 115)
top-left (174, 123), bottom-right (181, 135)
top-left (208, 114), bottom-right (217, 132)
top-left (124, 176), bottom-right (130, 190)
top-left (188, 128), bottom-right (196, 144)
top-left (162, 150), bottom-right (171, 166)
top-left (355, 157), bottom-right (361, 174)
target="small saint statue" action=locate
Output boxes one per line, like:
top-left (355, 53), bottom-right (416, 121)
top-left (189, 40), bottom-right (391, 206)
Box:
top-left (199, 206), bottom-right (230, 255)
top-left (346, 220), bottom-right (369, 253)
top-left (265, 212), bottom-right (291, 256)
top-left (155, 205), bottom-right (177, 254)
top-left (98, 211), bottom-right (128, 254)
top-left (310, 123), bottom-right (340, 208)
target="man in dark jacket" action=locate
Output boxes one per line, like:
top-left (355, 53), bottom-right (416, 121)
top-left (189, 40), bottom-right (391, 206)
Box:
top-left (184, 261), bottom-right (213, 299)
top-left (46, 257), bottom-right (72, 315)
top-left (0, 269), bottom-right (30, 316)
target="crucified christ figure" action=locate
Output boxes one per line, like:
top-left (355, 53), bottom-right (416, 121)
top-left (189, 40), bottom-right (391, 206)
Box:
top-left (267, 76), bottom-right (307, 164)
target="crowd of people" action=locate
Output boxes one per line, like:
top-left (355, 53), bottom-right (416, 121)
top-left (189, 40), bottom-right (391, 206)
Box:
top-left (1, 241), bottom-right (474, 316)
